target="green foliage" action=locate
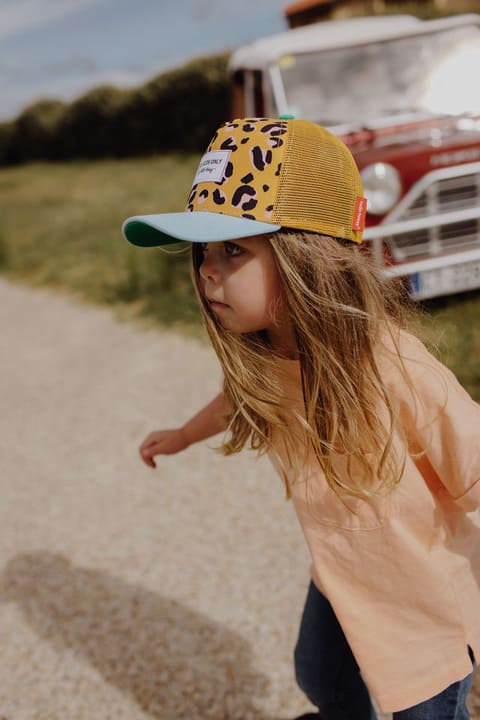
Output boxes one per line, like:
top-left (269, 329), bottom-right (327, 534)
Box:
top-left (0, 122), bottom-right (15, 164)
top-left (3, 100), bottom-right (66, 163)
top-left (1, 52), bottom-right (230, 165)
top-left (55, 85), bottom-right (130, 159)
top-left (119, 53), bottom-right (229, 155)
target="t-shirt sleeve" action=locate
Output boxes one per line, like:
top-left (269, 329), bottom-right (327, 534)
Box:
top-left (392, 334), bottom-right (480, 512)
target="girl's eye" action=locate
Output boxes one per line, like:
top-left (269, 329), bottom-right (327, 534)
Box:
top-left (224, 241), bottom-right (244, 257)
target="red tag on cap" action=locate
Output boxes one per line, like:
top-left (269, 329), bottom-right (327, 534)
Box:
top-left (353, 196), bottom-right (367, 232)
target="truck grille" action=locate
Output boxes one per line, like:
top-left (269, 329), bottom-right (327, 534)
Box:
top-left (385, 165), bottom-right (480, 261)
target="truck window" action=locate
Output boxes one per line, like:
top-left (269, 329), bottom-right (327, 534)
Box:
top-left (230, 69), bottom-right (269, 118)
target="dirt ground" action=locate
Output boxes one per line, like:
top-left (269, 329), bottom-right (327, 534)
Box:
top-left (0, 277), bottom-right (478, 719)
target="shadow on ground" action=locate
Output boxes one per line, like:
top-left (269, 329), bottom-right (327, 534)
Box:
top-left (0, 552), bottom-right (270, 719)
top-left (2, 551), bottom-right (479, 719)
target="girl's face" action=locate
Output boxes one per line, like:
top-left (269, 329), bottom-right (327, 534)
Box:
top-left (198, 236), bottom-right (295, 354)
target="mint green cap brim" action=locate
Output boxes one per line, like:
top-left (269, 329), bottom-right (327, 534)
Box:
top-left (122, 211), bottom-right (281, 247)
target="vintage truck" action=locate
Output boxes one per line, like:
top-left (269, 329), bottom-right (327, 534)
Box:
top-left (229, 13), bottom-right (480, 300)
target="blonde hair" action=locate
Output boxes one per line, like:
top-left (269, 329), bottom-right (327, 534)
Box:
top-left (191, 230), bottom-right (414, 501)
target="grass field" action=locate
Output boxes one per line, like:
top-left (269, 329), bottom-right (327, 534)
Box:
top-left (0, 154), bottom-right (202, 330)
top-left (0, 155), bottom-right (479, 398)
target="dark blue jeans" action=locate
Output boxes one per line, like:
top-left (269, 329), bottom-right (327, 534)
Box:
top-left (294, 581), bottom-right (475, 720)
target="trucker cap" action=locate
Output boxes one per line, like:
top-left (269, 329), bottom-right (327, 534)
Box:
top-left (122, 117), bottom-right (367, 247)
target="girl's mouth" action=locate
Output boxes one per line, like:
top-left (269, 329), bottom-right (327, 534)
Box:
top-left (208, 298), bottom-right (229, 310)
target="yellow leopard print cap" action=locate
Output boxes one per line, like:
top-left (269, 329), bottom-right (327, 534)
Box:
top-left (186, 117), bottom-right (365, 243)
top-left (122, 117), bottom-right (366, 246)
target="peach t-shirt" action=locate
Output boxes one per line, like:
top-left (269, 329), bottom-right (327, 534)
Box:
top-left (270, 331), bottom-right (480, 713)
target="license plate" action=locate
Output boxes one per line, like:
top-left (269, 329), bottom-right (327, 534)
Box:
top-left (409, 259), bottom-right (480, 299)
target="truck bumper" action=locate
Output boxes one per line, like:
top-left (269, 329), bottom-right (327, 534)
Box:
top-left (363, 161), bottom-right (480, 300)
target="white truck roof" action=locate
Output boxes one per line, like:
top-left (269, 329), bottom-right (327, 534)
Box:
top-left (229, 13), bottom-right (480, 71)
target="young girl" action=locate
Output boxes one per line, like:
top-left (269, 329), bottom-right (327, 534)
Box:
top-left (122, 117), bottom-right (480, 719)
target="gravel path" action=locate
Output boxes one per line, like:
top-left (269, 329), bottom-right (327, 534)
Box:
top-left (0, 278), bottom-right (478, 720)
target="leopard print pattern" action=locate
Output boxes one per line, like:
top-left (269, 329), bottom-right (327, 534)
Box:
top-left (185, 118), bottom-right (289, 223)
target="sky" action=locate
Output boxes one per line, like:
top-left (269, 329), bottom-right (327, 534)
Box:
top-left (0, 0), bottom-right (290, 121)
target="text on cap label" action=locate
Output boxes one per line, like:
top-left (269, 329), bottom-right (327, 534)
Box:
top-left (193, 150), bottom-right (231, 185)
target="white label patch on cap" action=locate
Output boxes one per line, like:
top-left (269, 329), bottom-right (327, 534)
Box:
top-left (193, 150), bottom-right (231, 185)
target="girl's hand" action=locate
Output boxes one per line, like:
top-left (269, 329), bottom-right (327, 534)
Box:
top-left (139, 428), bottom-right (189, 467)
top-left (139, 392), bottom-right (227, 468)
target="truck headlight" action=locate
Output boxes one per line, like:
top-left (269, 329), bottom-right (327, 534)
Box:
top-left (360, 163), bottom-right (402, 215)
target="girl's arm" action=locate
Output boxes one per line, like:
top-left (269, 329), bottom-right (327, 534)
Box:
top-left (395, 334), bottom-right (480, 512)
top-left (139, 391), bottom-right (230, 468)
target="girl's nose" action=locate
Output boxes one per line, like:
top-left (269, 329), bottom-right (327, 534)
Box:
top-left (199, 252), bottom-right (219, 283)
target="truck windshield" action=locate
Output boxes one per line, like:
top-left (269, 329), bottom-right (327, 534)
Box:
top-left (277, 25), bottom-right (480, 126)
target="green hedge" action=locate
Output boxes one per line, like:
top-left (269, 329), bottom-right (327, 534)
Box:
top-left (0, 52), bottom-right (230, 165)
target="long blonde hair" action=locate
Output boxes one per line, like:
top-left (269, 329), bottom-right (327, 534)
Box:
top-left (191, 230), bottom-right (414, 501)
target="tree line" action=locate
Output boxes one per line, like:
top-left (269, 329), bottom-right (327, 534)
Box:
top-left (0, 53), bottom-right (230, 165)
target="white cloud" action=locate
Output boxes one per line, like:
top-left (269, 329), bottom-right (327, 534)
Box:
top-left (0, 0), bottom-right (98, 39)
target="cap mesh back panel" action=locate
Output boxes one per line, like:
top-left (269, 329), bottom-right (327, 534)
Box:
top-left (273, 121), bottom-right (362, 241)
